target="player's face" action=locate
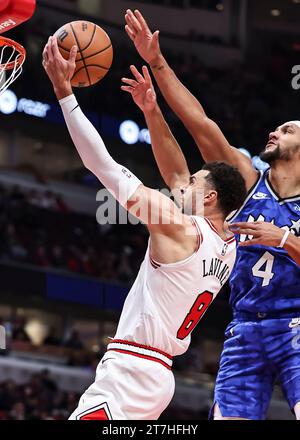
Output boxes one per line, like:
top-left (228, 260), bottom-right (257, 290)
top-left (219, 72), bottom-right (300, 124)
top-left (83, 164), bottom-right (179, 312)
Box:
top-left (260, 123), bottom-right (300, 164)
top-left (181, 170), bottom-right (210, 215)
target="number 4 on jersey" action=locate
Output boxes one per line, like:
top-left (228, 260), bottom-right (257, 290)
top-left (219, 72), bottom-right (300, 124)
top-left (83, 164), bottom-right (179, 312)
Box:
top-left (252, 251), bottom-right (275, 287)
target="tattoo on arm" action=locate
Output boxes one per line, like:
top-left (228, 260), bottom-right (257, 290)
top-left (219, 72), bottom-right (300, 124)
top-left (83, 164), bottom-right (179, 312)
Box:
top-left (151, 63), bottom-right (165, 71)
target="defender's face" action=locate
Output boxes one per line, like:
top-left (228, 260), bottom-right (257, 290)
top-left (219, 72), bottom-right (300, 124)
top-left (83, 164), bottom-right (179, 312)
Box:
top-left (260, 123), bottom-right (300, 163)
top-left (181, 170), bottom-right (210, 216)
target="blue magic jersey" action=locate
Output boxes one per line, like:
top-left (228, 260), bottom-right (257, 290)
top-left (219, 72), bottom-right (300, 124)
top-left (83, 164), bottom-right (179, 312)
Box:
top-left (228, 170), bottom-right (300, 314)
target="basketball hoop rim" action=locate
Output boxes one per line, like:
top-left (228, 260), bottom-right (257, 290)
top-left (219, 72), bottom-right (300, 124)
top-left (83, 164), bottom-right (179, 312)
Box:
top-left (0, 36), bottom-right (26, 70)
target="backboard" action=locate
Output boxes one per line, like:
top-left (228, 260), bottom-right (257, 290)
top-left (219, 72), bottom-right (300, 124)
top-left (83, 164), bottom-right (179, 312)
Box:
top-left (0, 0), bottom-right (36, 34)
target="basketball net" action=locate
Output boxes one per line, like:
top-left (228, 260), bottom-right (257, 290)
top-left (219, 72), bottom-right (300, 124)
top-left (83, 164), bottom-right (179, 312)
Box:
top-left (0, 36), bottom-right (25, 95)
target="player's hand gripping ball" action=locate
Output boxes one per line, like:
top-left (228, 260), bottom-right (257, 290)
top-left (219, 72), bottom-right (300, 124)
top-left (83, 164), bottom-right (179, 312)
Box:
top-left (54, 20), bottom-right (113, 87)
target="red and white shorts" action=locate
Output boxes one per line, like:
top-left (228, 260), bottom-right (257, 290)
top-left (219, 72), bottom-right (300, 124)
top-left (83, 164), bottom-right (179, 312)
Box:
top-left (69, 340), bottom-right (175, 420)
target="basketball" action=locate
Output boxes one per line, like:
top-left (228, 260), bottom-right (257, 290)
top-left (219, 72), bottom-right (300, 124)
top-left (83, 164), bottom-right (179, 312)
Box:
top-left (54, 20), bottom-right (113, 87)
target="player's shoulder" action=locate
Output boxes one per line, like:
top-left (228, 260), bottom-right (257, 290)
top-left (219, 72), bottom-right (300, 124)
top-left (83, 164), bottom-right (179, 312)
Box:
top-left (191, 216), bottom-right (236, 245)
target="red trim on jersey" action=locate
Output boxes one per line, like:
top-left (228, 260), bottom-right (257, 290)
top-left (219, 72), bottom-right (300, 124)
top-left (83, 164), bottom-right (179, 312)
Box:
top-left (225, 236), bottom-right (236, 245)
top-left (80, 408), bottom-right (109, 420)
top-left (107, 348), bottom-right (172, 370)
top-left (204, 218), bottom-right (235, 243)
top-left (149, 257), bottom-right (160, 269)
top-left (190, 217), bottom-right (203, 250)
top-left (111, 339), bottom-right (173, 360)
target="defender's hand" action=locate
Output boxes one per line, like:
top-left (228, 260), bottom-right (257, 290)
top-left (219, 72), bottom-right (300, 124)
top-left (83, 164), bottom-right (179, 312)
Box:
top-left (121, 65), bottom-right (157, 113)
top-left (229, 221), bottom-right (287, 247)
top-left (125, 9), bottom-right (161, 64)
top-left (42, 36), bottom-right (77, 99)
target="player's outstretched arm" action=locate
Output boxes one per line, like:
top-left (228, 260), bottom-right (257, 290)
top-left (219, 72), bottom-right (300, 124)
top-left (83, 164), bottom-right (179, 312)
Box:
top-left (42, 36), bottom-right (196, 264)
top-left (125, 9), bottom-right (258, 191)
top-left (122, 64), bottom-right (190, 198)
top-left (43, 36), bottom-right (142, 205)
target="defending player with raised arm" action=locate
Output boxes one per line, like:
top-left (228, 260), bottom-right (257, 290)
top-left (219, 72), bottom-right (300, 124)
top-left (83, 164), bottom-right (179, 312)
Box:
top-left (124, 9), bottom-right (300, 265)
top-left (121, 63), bottom-right (300, 266)
top-left (125, 10), bottom-right (300, 421)
top-left (42, 36), bottom-right (247, 420)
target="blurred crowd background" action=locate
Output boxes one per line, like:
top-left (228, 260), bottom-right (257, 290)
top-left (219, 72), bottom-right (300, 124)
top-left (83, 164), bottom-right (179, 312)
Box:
top-left (0, 0), bottom-right (299, 420)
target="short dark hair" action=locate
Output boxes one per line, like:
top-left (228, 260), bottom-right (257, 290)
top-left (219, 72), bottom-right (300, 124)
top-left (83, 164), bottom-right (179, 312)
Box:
top-left (202, 162), bottom-right (247, 217)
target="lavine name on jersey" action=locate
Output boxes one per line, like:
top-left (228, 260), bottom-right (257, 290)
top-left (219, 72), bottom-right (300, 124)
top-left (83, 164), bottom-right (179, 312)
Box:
top-left (203, 258), bottom-right (230, 286)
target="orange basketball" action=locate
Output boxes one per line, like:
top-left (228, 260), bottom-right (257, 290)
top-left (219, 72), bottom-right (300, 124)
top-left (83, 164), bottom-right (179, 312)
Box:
top-left (54, 20), bottom-right (113, 87)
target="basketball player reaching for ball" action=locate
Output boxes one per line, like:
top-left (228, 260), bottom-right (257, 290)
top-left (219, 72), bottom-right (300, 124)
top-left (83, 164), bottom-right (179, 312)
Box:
top-left (125, 9), bottom-right (300, 420)
top-left (42, 36), bottom-right (246, 420)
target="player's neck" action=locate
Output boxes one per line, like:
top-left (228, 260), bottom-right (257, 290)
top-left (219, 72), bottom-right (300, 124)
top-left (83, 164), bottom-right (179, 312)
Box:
top-left (269, 161), bottom-right (300, 199)
top-left (204, 213), bottom-right (229, 240)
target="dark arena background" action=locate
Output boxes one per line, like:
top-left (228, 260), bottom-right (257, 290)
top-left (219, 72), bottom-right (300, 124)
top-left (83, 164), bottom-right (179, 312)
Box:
top-left (0, 0), bottom-right (299, 421)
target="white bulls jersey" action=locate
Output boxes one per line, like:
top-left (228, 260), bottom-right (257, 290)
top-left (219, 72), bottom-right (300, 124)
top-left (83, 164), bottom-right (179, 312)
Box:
top-left (70, 216), bottom-right (237, 420)
top-left (113, 216), bottom-right (236, 357)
